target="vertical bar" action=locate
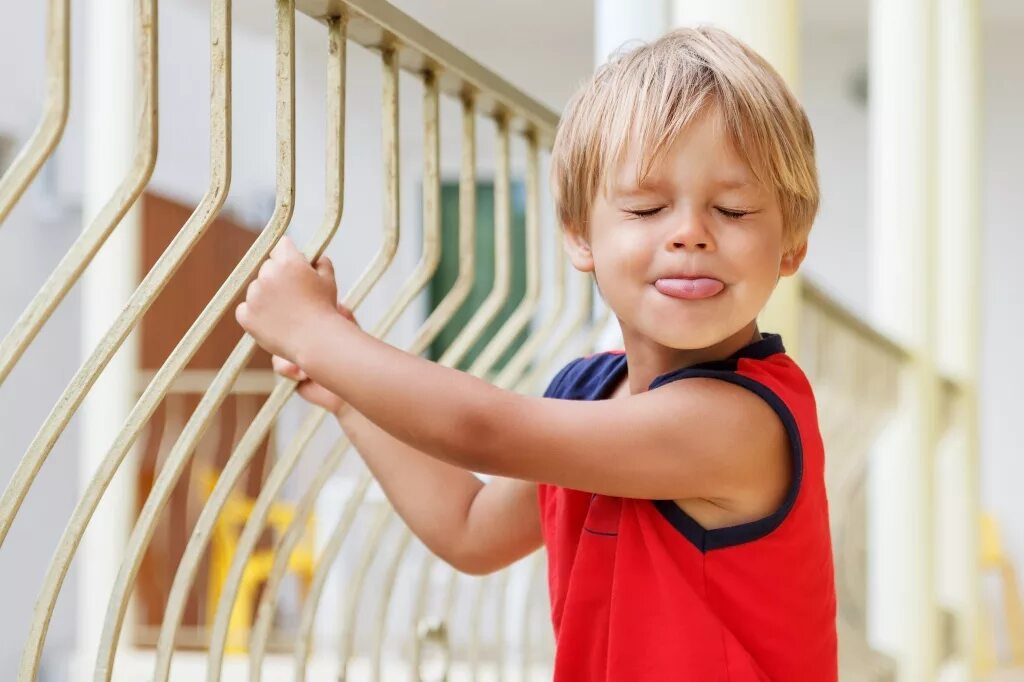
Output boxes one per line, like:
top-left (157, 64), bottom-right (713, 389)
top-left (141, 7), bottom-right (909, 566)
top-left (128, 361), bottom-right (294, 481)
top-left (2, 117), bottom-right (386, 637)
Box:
top-left (293, 468), bottom-right (369, 675)
top-left (469, 129), bottom-right (542, 375)
top-left (142, 1), bottom-right (296, 678)
top-left (516, 270), bottom-right (593, 394)
top-left (92, 1), bottom-right (234, 667)
top-left (12, 0), bottom-right (157, 677)
top-left (369, 532), bottom-right (414, 680)
top-left (378, 124), bottom-right (547, 676)
top-left (0, 0), bottom-right (159, 389)
top-left (0, 0), bottom-right (70, 227)
top-left (248, 440), bottom-right (351, 679)
top-left (439, 112), bottom-right (512, 368)
top-left (495, 181), bottom-right (567, 387)
top-left (520, 553), bottom-right (546, 681)
top-left (344, 44), bottom-right (401, 308)
top-left (293, 477), bottom-right (381, 681)
top-left (0, 0), bottom-right (158, 546)
top-left (252, 91), bottom-right (480, 678)
top-left (207, 61), bottom-right (443, 682)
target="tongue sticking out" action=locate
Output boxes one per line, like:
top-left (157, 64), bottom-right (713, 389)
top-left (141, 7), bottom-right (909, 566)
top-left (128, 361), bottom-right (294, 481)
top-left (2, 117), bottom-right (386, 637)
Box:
top-left (654, 277), bottom-right (725, 300)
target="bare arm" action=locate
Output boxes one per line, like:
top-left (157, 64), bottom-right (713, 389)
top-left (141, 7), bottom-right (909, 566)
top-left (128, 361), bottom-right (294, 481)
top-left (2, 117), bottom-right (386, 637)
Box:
top-left (237, 239), bottom-right (789, 512)
top-left (335, 406), bottom-right (542, 575)
top-left (295, 314), bottom-right (789, 502)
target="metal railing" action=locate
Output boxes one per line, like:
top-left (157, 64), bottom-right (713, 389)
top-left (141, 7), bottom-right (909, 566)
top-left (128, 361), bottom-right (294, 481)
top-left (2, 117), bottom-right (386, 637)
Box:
top-left (0, 1), bottom-right (975, 681)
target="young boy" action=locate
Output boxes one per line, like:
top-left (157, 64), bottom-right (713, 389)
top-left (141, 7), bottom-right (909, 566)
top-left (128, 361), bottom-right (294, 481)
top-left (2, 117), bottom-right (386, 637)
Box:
top-left (236, 25), bottom-right (837, 682)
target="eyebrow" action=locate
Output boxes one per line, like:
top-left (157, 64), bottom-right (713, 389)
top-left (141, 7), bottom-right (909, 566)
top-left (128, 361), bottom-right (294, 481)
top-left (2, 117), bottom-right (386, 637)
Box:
top-left (715, 178), bottom-right (754, 189)
top-left (611, 176), bottom-right (755, 197)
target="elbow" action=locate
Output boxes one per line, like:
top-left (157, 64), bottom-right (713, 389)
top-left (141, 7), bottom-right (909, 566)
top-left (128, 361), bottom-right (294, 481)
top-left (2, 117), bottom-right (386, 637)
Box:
top-left (432, 544), bottom-right (502, 577)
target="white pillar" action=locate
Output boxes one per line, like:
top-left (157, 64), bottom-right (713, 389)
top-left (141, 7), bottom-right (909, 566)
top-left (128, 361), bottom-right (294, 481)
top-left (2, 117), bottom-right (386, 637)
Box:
top-left (670, 0), bottom-right (799, 89)
top-left (867, 1), bottom-right (939, 680)
top-left (594, 0), bottom-right (667, 66)
top-left (668, 1), bottom-right (801, 351)
top-left (77, 0), bottom-right (141, 665)
top-left (935, 0), bottom-right (982, 677)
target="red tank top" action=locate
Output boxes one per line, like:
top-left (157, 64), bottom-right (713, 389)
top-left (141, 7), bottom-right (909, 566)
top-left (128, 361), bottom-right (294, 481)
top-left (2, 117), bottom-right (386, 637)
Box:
top-left (538, 333), bottom-right (837, 681)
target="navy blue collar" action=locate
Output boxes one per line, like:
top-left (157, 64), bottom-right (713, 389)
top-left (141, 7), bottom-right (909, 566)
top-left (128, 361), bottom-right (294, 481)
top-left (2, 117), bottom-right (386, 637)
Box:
top-left (597, 333), bottom-right (786, 397)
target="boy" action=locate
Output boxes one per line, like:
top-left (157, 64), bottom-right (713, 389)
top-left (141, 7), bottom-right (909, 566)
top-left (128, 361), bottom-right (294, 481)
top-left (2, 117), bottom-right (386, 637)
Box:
top-left (236, 25), bottom-right (838, 681)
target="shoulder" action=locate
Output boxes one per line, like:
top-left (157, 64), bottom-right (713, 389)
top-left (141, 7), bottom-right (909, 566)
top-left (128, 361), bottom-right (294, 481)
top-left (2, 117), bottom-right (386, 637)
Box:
top-left (542, 351), bottom-right (625, 400)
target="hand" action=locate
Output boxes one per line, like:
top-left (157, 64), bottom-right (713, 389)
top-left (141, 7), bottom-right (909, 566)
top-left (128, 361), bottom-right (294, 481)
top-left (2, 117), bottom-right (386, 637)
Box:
top-left (272, 302), bottom-right (359, 416)
top-left (235, 236), bottom-right (340, 362)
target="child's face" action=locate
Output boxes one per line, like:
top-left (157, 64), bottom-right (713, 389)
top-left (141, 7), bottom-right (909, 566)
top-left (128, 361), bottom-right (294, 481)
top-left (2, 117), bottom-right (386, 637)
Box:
top-left (565, 107), bottom-right (805, 351)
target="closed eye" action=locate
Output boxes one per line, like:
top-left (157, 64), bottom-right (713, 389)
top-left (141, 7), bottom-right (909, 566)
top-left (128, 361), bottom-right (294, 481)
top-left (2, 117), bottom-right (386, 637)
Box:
top-left (625, 207), bottom-right (664, 219)
top-left (716, 207), bottom-right (752, 219)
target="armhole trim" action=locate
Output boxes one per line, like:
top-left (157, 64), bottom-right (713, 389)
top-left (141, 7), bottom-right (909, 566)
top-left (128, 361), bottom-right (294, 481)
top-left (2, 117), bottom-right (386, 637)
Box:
top-left (651, 369), bottom-right (804, 553)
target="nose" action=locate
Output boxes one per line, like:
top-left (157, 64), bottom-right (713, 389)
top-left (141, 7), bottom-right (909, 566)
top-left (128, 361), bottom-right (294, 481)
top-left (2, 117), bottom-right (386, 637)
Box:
top-left (668, 209), bottom-right (714, 251)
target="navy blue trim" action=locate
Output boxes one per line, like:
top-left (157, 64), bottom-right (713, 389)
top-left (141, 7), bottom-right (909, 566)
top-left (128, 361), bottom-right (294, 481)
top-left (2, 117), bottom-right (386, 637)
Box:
top-left (648, 333), bottom-right (785, 385)
top-left (651, 369), bottom-right (804, 553)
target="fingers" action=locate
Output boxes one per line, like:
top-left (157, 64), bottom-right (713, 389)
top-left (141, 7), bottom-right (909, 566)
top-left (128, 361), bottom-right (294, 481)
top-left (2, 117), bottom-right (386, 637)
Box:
top-left (235, 301), bottom-right (249, 329)
top-left (272, 354), bottom-right (307, 381)
top-left (270, 234), bottom-right (304, 263)
top-left (336, 302), bottom-right (355, 322)
top-left (315, 255), bottom-right (335, 282)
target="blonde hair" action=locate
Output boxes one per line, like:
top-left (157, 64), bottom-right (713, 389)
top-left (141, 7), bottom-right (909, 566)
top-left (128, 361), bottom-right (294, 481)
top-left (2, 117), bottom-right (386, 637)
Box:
top-left (551, 26), bottom-right (819, 254)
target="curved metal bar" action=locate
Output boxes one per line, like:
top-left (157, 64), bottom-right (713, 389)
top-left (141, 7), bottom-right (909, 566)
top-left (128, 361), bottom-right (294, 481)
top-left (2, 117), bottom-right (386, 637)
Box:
top-left (246, 435), bottom-right (349, 672)
top-left (494, 194), bottom-right (566, 388)
top-left (205, 62), bottom-right (442, 680)
top-left (424, 288), bottom-right (605, 678)
top-left (468, 575), bottom-right (489, 680)
top-left (406, 211), bottom-right (569, 680)
top-left (143, 8), bottom-right (328, 679)
top-left (405, 267), bottom-right (593, 676)
top-left (519, 552), bottom-right (545, 682)
top-left (23, 0), bottom-right (288, 669)
top-left (61, 4), bottom-right (232, 676)
top-left (437, 113), bottom-right (512, 369)
top-left (293, 480), bottom-right (385, 682)
top-left (515, 273), bottom-right (594, 395)
top-left (368, 528), bottom-right (414, 680)
top-left (335, 112), bottom-right (520, 679)
top-left (291, 109), bottom-right (510, 680)
top-left (12, 2), bottom-right (157, 678)
top-left (0, 0), bottom-right (157, 545)
top-left (468, 131), bottom-right (541, 376)
top-left (493, 568), bottom-right (510, 681)
top-left (247, 93), bottom-right (481, 681)
top-left (0, 0), bottom-right (70, 227)
top-left (99, 12), bottom-right (345, 679)
top-left (382, 127), bottom-right (546, 678)
top-left (409, 548), bottom-right (442, 681)
top-left (0, 0), bottom-right (157, 389)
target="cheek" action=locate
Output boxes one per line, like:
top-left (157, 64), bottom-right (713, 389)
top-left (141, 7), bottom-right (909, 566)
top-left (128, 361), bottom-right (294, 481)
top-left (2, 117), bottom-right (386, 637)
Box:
top-left (595, 228), bottom-right (650, 273)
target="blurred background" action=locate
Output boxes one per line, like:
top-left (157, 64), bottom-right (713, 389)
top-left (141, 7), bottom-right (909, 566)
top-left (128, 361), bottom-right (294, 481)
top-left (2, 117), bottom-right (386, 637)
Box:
top-left (0, 0), bottom-right (1019, 680)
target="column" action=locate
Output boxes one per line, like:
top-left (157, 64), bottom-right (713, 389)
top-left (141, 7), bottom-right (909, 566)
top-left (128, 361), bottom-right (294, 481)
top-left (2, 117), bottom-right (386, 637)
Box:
top-left (936, 0), bottom-right (982, 676)
top-left (867, 0), bottom-right (940, 680)
top-left (78, 0), bottom-right (141, 666)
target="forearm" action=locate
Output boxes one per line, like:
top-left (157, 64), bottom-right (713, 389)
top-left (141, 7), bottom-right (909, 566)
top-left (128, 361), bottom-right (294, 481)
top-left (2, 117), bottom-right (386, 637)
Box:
top-left (299, 315), bottom-right (510, 471)
top-left (335, 405), bottom-right (486, 569)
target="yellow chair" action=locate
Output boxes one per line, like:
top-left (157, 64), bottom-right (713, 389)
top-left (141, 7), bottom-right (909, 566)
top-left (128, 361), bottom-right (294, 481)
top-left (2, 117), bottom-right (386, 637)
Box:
top-left (201, 469), bottom-right (316, 653)
top-left (979, 513), bottom-right (1024, 675)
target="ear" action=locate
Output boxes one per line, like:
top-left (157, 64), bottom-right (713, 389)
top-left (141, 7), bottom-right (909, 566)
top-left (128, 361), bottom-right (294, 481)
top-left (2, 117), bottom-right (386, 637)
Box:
top-left (779, 241), bottom-right (807, 277)
top-left (562, 229), bottom-right (595, 273)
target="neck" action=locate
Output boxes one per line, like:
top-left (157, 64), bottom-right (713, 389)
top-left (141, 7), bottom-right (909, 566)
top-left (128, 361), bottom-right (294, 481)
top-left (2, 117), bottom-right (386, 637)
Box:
top-left (618, 320), bottom-right (762, 395)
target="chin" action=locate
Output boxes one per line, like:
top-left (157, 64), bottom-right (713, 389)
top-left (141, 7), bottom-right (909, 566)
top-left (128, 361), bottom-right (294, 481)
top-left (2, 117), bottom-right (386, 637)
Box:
top-left (642, 321), bottom-right (727, 351)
